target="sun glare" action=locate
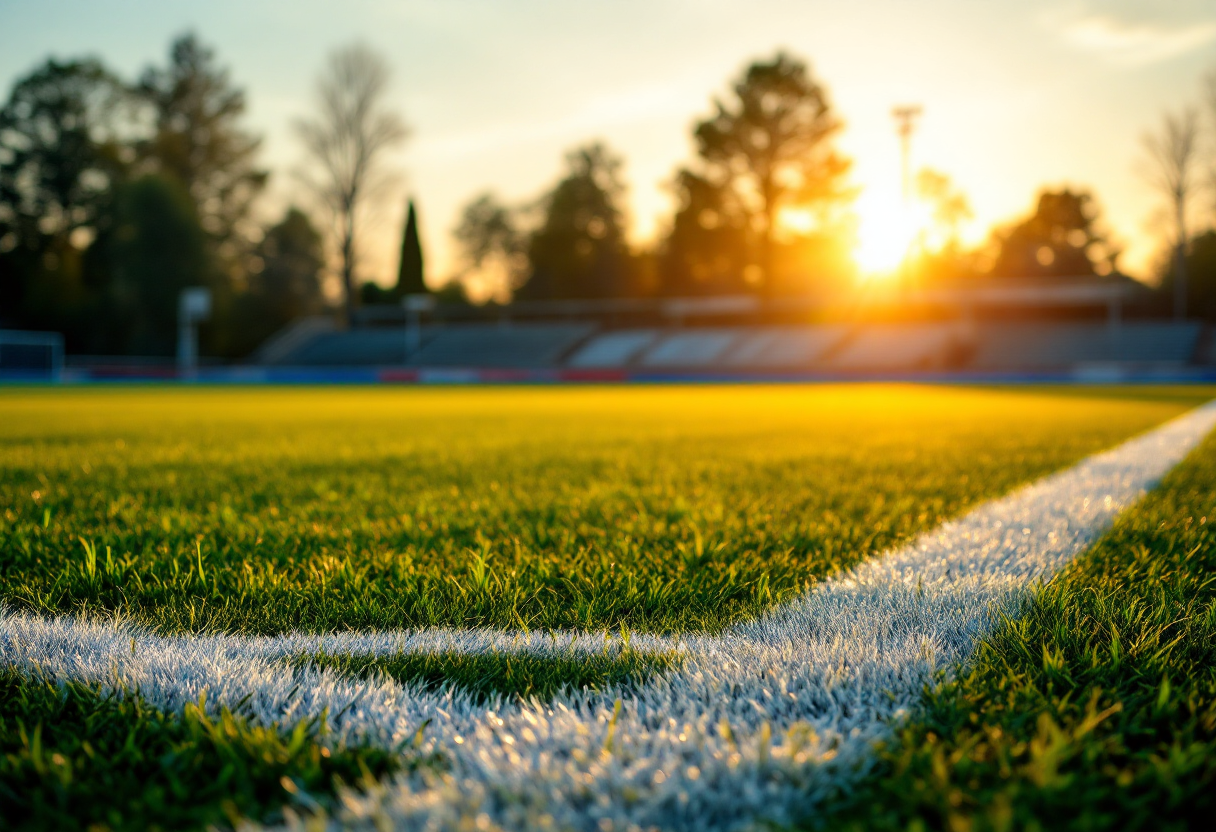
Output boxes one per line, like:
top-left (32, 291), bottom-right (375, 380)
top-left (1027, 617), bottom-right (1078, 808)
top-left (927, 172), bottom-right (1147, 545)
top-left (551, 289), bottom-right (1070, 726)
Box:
top-left (854, 189), bottom-right (927, 277)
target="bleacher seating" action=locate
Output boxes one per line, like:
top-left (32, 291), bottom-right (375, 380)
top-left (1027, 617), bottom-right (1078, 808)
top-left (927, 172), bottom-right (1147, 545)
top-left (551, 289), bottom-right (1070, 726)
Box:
top-left (285, 329), bottom-right (408, 366)
top-left (966, 323), bottom-right (1201, 369)
top-left (723, 326), bottom-right (850, 368)
top-left (566, 330), bottom-right (660, 367)
top-left (638, 330), bottom-right (748, 367)
top-left (277, 324), bottom-right (595, 367)
top-left (821, 324), bottom-right (959, 371)
top-left (412, 324), bottom-right (594, 367)
top-left (262, 319), bottom-right (1208, 373)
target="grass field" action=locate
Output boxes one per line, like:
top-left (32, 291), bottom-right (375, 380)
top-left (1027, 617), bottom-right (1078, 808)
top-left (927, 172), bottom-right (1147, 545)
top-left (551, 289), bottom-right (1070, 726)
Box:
top-left (825, 428), bottom-right (1216, 832)
top-left (3, 385), bottom-right (1208, 637)
top-left (1, 384), bottom-right (1213, 830)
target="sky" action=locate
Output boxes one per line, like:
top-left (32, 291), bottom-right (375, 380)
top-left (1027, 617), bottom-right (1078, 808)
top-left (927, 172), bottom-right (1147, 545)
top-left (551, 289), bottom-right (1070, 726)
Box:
top-left (2, 0), bottom-right (1215, 289)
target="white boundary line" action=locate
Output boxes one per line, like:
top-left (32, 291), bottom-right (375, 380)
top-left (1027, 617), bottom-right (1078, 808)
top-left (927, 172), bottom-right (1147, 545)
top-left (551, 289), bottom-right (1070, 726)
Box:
top-left (3, 402), bottom-right (1215, 831)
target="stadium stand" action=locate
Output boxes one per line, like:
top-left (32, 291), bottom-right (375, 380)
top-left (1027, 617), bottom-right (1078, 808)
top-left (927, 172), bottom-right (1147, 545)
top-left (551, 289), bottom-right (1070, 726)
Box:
top-left (966, 322), bottom-right (1202, 369)
top-left (820, 323), bottom-right (962, 371)
top-left (639, 329), bottom-right (748, 368)
top-left (254, 315), bottom-right (1210, 376)
top-left (723, 326), bottom-right (850, 368)
top-left (413, 324), bottom-right (595, 367)
top-left (252, 316), bottom-right (336, 365)
top-left (566, 330), bottom-right (661, 368)
top-left (277, 323), bottom-right (595, 368)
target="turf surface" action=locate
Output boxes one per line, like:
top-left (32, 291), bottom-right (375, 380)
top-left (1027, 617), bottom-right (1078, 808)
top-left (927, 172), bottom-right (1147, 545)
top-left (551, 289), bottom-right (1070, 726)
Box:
top-left (824, 424), bottom-right (1216, 831)
top-left (299, 645), bottom-right (680, 704)
top-left (1, 385), bottom-right (1208, 637)
top-left (0, 670), bottom-right (415, 832)
top-left (2, 385), bottom-right (1213, 831)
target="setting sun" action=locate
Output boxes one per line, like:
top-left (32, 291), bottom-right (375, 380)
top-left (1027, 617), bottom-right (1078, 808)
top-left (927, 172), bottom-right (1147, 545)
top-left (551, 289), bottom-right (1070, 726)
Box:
top-left (853, 188), bottom-right (929, 276)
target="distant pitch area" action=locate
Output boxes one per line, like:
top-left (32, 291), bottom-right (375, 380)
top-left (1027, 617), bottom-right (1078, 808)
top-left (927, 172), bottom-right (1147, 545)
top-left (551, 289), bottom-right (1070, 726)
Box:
top-left (2, 384), bottom-right (1214, 830)
top-left (3, 384), bottom-right (1206, 636)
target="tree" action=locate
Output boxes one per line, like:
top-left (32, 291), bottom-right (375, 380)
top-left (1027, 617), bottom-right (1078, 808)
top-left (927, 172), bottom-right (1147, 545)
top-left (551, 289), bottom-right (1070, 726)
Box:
top-left (100, 174), bottom-right (209, 355)
top-left (1171, 229), bottom-right (1216, 320)
top-left (690, 52), bottom-right (852, 295)
top-left (916, 169), bottom-right (972, 250)
top-left (253, 208), bottom-right (325, 319)
top-left (660, 168), bottom-right (750, 296)
top-left (902, 168), bottom-right (979, 286)
top-left (519, 142), bottom-right (633, 300)
top-left (989, 189), bottom-right (1115, 279)
top-left (451, 192), bottom-right (527, 302)
top-left (1205, 70), bottom-right (1216, 212)
top-left (138, 34), bottom-right (267, 266)
top-left (228, 207), bottom-right (326, 355)
top-left (295, 43), bottom-right (408, 324)
top-left (395, 198), bottom-right (425, 295)
top-left (1142, 109), bottom-right (1200, 318)
top-left (0, 58), bottom-right (128, 333)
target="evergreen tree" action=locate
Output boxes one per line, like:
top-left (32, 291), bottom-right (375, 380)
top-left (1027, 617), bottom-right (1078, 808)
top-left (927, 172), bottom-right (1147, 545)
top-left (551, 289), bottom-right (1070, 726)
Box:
top-left (395, 199), bottom-right (426, 295)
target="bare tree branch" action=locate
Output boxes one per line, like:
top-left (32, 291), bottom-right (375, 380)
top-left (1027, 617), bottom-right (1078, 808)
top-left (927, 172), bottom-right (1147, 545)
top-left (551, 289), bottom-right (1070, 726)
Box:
top-left (1142, 108), bottom-right (1199, 318)
top-left (295, 43), bottom-right (407, 323)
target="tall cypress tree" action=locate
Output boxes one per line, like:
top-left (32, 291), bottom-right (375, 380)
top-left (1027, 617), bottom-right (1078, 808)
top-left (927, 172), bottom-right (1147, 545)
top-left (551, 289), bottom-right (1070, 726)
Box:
top-left (395, 199), bottom-right (426, 295)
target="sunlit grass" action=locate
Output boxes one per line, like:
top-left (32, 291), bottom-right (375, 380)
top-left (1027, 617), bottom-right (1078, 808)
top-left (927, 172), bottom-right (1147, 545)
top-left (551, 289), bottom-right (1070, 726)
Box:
top-left (300, 646), bottom-right (680, 704)
top-left (1, 384), bottom-right (1213, 831)
top-left (823, 429), bottom-right (1216, 832)
top-left (0, 385), bottom-right (1209, 637)
top-left (0, 670), bottom-right (418, 832)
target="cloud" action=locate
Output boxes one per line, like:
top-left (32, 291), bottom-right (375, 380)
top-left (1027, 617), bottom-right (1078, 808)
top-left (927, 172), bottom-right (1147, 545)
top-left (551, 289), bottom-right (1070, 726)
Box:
top-left (1049, 11), bottom-right (1216, 66)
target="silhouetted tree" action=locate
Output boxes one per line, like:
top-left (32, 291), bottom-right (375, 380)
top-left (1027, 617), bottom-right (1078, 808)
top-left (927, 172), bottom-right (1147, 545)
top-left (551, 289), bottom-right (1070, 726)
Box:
top-left (903, 168), bottom-right (979, 286)
top-left (1142, 109), bottom-right (1201, 318)
top-left (916, 169), bottom-right (972, 249)
top-left (519, 142), bottom-right (633, 300)
top-left (254, 208), bottom-right (325, 317)
top-left (0, 58), bottom-right (129, 338)
top-left (1205, 70), bottom-right (1216, 213)
top-left (225, 207), bottom-right (326, 355)
top-left (139, 34), bottom-right (267, 273)
top-left (295, 43), bottom-right (407, 324)
top-left (451, 192), bottom-right (527, 302)
top-left (433, 278), bottom-right (473, 306)
top-left (661, 168), bottom-right (750, 295)
top-left (1166, 229), bottom-right (1216, 321)
top-left (689, 52), bottom-right (851, 295)
top-left (989, 189), bottom-right (1115, 279)
top-left (395, 199), bottom-right (425, 295)
top-left (98, 174), bottom-right (209, 355)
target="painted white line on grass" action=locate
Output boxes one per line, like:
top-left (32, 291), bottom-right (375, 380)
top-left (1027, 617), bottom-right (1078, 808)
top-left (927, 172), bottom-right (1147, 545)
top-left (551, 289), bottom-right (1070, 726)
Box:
top-left (3, 402), bottom-right (1215, 831)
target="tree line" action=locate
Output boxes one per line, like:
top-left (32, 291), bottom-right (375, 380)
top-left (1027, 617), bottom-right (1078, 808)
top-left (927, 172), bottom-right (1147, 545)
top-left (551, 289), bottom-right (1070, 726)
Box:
top-left (0, 35), bottom-right (332, 357)
top-left (451, 54), bottom-right (858, 302)
top-left (446, 52), bottom-right (1216, 309)
top-left (4, 39), bottom-right (1216, 360)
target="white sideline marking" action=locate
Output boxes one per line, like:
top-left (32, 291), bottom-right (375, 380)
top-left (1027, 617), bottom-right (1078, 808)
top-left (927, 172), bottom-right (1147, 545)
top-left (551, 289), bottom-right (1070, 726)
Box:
top-left (2, 402), bottom-right (1214, 831)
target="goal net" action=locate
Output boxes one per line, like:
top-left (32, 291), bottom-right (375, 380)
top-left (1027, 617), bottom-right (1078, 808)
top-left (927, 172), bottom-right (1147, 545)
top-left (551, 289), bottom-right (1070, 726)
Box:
top-left (0, 330), bottom-right (64, 380)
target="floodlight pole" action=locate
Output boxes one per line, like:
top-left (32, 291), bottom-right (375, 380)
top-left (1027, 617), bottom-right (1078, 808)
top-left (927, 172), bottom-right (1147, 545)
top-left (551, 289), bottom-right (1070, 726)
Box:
top-left (177, 287), bottom-right (212, 379)
top-left (891, 105), bottom-right (923, 201)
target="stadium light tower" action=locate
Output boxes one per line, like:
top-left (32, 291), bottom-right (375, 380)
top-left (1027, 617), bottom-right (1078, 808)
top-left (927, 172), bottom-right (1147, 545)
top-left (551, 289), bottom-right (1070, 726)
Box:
top-left (178, 287), bottom-right (212, 377)
top-left (891, 104), bottom-right (923, 200)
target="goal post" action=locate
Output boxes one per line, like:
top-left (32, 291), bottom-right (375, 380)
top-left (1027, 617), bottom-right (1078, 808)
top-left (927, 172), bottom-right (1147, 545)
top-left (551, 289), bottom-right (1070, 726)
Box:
top-left (0, 330), bottom-right (64, 381)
